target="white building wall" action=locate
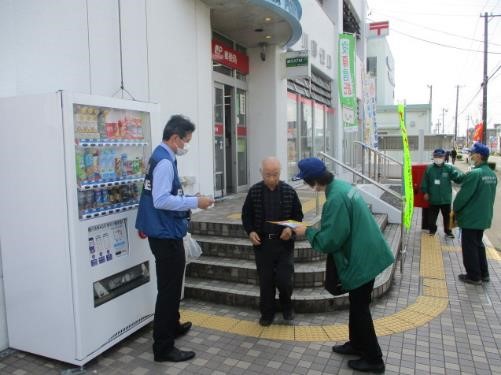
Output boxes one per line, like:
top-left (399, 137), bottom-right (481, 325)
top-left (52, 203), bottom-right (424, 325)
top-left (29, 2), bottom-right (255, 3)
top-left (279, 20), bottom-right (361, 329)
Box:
top-left (367, 38), bottom-right (395, 105)
top-left (0, 0), bottom-right (213, 352)
top-left (290, 0), bottom-right (335, 79)
top-left (247, 45), bottom-right (288, 184)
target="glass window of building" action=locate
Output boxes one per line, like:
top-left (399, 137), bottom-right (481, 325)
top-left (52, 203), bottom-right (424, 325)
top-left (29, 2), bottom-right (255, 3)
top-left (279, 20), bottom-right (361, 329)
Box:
top-left (300, 97), bottom-right (313, 159)
top-left (314, 102), bottom-right (325, 154)
top-left (236, 88), bottom-right (248, 186)
top-left (287, 92), bottom-right (299, 179)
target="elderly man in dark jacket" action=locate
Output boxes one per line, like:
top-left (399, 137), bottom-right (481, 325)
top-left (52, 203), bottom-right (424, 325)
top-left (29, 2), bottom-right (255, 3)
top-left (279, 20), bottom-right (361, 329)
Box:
top-left (241, 157), bottom-right (303, 327)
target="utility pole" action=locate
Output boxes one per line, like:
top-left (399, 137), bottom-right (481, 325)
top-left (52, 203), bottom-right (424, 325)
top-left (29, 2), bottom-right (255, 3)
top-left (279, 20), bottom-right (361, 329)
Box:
top-left (442, 108), bottom-right (448, 134)
top-left (454, 85), bottom-right (460, 144)
top-left (480, 12), bottom-right (501, 144)
top-left (427, 84), bottom-right (433, 133)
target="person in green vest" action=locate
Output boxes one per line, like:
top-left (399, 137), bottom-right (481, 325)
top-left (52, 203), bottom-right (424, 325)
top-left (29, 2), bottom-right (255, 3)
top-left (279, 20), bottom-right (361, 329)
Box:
top-left (453, 143), bottom-right (497, 285)
top-left (292, 157), bottom-right (393, 374)
top-left (421, 148), bottom-right (465, 238)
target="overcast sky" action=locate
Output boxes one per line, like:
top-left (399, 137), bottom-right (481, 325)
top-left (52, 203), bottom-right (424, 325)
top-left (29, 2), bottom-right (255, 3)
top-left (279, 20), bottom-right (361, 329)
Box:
top-left (367, 0), bottom-right (501, 137)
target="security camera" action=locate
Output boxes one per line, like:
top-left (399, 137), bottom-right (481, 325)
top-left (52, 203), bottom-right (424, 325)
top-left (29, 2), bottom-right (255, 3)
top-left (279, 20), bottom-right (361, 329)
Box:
top-left (259, 42), bottom-right (267, 62)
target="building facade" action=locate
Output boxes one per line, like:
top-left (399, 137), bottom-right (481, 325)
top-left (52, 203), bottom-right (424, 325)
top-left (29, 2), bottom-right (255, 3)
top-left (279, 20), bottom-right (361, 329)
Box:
top-left (0, 0), bottom-right (371, 351)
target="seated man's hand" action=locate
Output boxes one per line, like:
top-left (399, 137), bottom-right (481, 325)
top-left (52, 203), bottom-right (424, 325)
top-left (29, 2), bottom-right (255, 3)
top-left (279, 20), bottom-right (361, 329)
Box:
top-left (423, 193), bottom-right (429, 201)
top-left (249, 231), bottom-right (261, 246)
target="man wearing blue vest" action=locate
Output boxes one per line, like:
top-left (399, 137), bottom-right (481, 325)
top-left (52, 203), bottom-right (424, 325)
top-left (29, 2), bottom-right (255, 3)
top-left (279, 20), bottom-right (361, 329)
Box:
top-left (136, 115), bottom-right (213, 362)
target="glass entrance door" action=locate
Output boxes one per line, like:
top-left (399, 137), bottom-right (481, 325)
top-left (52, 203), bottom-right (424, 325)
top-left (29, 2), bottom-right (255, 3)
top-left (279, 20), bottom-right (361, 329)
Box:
top-left (235, 88), bottom-right (248, 191)
top-left (213, 83), bottom-right (248, 198)
top-left (213, 83), bottom-right (225, 197)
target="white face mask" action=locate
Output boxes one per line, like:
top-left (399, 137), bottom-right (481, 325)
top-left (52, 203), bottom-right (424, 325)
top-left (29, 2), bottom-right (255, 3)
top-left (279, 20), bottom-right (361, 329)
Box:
top-left (175, 142), bottom-right (189, 156)
top-left (433, 158), bottom-right (444, 165)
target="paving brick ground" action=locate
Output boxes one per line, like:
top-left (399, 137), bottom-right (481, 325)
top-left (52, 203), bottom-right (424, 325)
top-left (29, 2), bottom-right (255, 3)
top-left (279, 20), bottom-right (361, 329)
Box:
top-left (1, 207), bottom-right (500, 374)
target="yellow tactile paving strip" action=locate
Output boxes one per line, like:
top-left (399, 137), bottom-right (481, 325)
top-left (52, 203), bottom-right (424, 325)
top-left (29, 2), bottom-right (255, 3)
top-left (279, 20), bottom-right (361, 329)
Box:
top-left (442, 244), bottom-right (501, 261)
top-left (180, 232), bottom-right (457, 341)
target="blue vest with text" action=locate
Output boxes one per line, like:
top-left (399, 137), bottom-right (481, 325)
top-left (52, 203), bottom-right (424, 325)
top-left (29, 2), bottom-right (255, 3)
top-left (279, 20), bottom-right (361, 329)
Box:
top-left (135, 145), bottom-right (189, 239)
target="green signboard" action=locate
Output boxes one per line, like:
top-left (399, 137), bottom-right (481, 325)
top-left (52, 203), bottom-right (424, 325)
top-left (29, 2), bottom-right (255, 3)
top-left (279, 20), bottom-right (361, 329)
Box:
top-left (286, 56), bottom-right (308, 68)
top-left (338, 34), bottom-right (357, 131)
top-left (398, 104), bottom-right (414, 230)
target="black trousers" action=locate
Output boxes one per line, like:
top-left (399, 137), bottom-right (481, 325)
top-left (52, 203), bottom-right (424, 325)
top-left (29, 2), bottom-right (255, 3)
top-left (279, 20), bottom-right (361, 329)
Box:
top-left (461, 228), bottom-right (489, 281)
top-left (428, 204), bottom-right (452, 234)
top-left (348, 279), bottom-right (383, 363)
top-left (254, 238), bottom-right (294, 318)
top-left (148, 237), bottom-right (185, 355)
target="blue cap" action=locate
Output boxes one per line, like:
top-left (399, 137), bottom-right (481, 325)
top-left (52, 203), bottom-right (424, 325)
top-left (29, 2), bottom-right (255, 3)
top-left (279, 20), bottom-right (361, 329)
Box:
top-left (292, 157), bottom-right (327, 181)
top-left (470, 143), bottom-right (489, 157)
top-left (433, 148), bottom-right (445, 157)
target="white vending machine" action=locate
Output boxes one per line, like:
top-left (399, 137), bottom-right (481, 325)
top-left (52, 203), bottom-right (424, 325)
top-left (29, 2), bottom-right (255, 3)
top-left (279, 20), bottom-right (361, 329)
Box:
top-left (0, 92), bottom-right (158, 365)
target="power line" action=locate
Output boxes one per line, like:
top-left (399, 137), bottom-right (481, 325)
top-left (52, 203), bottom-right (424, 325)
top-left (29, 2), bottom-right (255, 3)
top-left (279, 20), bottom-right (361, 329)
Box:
top-left (371, 11), bottom-right (501, 47)
top-left (388, 28), bottom-right (501, 54)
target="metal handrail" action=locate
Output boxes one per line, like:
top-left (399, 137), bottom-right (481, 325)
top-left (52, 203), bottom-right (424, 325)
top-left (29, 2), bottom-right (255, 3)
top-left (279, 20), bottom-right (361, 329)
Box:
top-left (353, 141), bottom-right (403, 166)
top-left (318, 151), bottom-right (406, 274)
top-left (318, 152), bottom-right (402, 201)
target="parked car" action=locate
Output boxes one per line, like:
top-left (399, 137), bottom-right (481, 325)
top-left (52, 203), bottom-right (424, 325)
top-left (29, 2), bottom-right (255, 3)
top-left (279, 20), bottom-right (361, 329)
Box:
top-left (461, 147), bottom-right (471, 155)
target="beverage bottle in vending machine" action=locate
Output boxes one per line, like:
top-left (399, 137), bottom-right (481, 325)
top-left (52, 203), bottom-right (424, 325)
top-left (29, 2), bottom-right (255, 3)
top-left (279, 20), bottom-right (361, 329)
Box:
top-left (75, 150), bottom-right (86, 182)
top-left (92, 149), bottom-right (101, 180)
top-left (121, 153), bottom-right (128, 178)
top-left (77, 190), bottom-right (86, 212)
top-left (97, 110), bottom-right (106, 140)
top-left (106, 148), bottom-right (114, 180)
top-left (85, 190), bottom-right (95, 210)
top-left (101, 188), bottom-right (109, 208)
top-left (99, 149), bottom-right (107, 180)
top-left (94, 189), bottom-right (103, 208)
top-left (84, 149), bottom-right (94, 181)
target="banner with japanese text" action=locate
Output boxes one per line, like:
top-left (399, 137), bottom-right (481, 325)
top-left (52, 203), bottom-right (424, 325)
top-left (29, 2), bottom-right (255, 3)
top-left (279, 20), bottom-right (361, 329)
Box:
top-left (398, 104), bottom-right (413, 230)
top-left (363, 75), bottom-right (378, 148)
top-left (338, 34), bottom-right (357, 132)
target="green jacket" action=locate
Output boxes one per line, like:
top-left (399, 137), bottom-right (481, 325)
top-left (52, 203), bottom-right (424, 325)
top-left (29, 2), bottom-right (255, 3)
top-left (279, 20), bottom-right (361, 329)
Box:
top-left (421, 163), bottom-right (464, 205)
top-left (453, 162), bottom-right (497, 229)
top-left (305, 179), bottom-right (394, 291)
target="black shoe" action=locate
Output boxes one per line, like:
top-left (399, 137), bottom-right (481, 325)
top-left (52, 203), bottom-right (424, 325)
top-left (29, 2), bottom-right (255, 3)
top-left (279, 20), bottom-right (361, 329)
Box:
top-left (259, 316), bottom-right (274, 327)
top-left (348, 358), bottom-right (385, 373)
top-left (458, 274), bottom-right (482, 285)
top-left (283, 310), bottom-right (295, 321)
top-left (429, 231), bottom-right (436, 236)
top-left (482, 276), bottom-right (490, 282)
top-left (154, 347), bottom-right (195, 362)
top-left (446, 232), bottom-right (455, 239)
top-left (332, 342), bottom-right (363, 356)
top-left (175, 321), bottom-right (192, 338)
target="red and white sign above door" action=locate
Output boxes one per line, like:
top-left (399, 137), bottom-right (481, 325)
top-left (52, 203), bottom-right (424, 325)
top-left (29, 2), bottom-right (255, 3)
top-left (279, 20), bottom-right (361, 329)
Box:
top-left (212, 40), bottom-right (249, 75)
top-left (367, 21), bottom-right (389, 38)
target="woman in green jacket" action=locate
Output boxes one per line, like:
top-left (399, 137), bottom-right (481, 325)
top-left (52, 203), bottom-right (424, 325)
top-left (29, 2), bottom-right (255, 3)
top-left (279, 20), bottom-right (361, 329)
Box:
top-left (293, 158), bottom-right (394, 374)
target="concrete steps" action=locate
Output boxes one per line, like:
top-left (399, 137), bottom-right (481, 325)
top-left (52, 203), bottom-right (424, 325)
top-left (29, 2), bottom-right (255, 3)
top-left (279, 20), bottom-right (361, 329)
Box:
top-left (185, 204), bottom-right (401, 312)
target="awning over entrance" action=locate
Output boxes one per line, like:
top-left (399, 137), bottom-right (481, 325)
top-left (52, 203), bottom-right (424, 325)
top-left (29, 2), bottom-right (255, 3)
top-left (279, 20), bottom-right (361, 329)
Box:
top-left (201, 0), bottom-right (302, 48)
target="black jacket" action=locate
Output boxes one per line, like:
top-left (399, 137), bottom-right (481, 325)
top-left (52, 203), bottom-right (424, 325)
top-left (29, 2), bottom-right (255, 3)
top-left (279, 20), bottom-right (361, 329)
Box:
top-left (241, 181), bottom-right (303, 235)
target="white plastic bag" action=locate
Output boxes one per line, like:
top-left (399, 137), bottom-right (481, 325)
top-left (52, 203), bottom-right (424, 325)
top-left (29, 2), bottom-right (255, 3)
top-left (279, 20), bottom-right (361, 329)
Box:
top-left (183, 232), bottom-right (202, 261)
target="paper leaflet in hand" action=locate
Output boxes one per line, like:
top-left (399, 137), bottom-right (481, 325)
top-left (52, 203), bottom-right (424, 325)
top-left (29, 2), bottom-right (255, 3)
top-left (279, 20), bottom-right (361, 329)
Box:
top-left (266, 220), bottom-right (310, 229)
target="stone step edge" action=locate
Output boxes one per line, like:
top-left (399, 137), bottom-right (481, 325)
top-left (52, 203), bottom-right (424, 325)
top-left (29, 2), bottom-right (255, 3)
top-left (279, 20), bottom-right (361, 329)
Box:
top-left (188, 256), bottom-right (327, 273)
top-left (191, 234), bottom-right (312, 249)
top-left (190, 212), bottom-right (388, 239)
top-left (185, 261), bottom-right (394, 301)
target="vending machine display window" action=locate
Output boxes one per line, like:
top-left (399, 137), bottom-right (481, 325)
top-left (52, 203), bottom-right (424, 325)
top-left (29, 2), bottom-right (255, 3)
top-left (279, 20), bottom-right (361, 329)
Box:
top-left (73, 104), bottom-right (150, 220)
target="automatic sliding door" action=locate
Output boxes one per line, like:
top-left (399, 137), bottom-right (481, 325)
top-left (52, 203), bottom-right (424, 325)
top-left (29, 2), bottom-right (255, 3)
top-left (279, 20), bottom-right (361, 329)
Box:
top-left (213, 83), bottom-right (225, 197)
